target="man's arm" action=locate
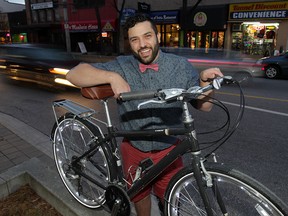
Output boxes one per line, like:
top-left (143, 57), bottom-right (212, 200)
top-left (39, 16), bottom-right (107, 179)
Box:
top-left (66, 63), bottom-right (131, 98)
top-left (197, 67), bottom-right (223, 112)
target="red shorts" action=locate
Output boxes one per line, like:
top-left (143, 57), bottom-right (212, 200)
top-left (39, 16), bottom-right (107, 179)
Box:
top-left (120, 140), bottom-right (183, 203)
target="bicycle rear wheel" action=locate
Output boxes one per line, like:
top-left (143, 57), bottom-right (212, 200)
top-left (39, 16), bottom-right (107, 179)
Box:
top-left (51, 113), bottom-right (115, 208)
top-left (164, 163), bottom-right (288, 216)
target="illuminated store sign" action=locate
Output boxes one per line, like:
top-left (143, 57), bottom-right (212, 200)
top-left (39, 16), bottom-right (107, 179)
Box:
top-left (229, 1), bottom-right (288, 20)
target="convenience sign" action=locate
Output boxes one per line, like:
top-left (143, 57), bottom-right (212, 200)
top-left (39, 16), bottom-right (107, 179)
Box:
top-left (229, 1), bottom-right (288, 20)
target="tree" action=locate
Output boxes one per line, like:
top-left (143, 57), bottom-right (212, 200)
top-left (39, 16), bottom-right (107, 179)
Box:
top-left (73, 0), bottom-right (105, 53)
top-left (112, 0), bottom-right (126, 54)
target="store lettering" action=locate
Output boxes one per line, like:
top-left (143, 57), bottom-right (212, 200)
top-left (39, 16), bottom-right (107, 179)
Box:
top-left (233, 3), bottom-right (287, 11)
top-left (255, 3), bottom-right (287, 10)
top-left (232, 10), bottom-right (287, 19)
top-left (151, 15), bottom-right (177, 20)
top-left (233, 5), bottom-right (254, 11)
top-left (69, 24), bottom-right (98, 31)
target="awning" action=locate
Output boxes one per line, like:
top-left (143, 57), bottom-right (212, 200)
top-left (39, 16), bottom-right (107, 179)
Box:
top-left (64, 20), bottom-right (116, 32)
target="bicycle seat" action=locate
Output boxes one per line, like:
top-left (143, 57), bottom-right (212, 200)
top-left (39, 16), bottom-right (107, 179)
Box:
top-left (81, 84), bottom-right (114, 100)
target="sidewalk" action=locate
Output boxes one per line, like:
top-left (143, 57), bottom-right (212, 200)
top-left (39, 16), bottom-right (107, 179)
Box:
top-left (0, 112), bottom-right (161, 216)
top-left (0, 112), bottom-right (110, 216)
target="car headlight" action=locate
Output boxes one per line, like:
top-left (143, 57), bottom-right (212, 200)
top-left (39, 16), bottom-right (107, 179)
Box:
top-left (49, 68), bottom-right (69, 75)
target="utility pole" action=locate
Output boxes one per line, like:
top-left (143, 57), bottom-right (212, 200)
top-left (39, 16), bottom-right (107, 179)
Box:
top-left (182, 0), bottom-right (188, 47)
top-left (62, 0), bottom-right (71, 52)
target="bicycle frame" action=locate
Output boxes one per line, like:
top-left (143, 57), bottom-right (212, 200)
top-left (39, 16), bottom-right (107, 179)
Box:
top-left (52, 97), bottom-right (215, 215)
top-left (52, 80), bottom-right (288, 216)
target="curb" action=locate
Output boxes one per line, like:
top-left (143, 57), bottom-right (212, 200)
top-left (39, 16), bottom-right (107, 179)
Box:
top-left (0, 112), bottom-right (161, 215)
top-left (0, 157), bottom-right (109, 216)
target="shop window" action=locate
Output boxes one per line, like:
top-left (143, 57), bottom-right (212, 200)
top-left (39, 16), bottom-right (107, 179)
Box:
top-left (188, 31), bottom-right (224, 50)
top-left (54, 8), bottom-right (61, 22)
top-left (47, 9), bottom-right (53, 22)
top-left (32, 11), bottom-right (38, 23)
top-left (157, 24), bottom-right (179, 47)
top-left (238, 22), bottom-right (279, 56)
top-left (39, 10), bottom-right (46, 23)
top-left (166, 24), bottom-right (179, 47)
top-left (232, 32), bottom-right (243, 51)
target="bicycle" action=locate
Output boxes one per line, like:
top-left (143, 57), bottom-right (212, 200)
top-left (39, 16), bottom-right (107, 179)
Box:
top-left (51, 76), bottom-right (288, 216)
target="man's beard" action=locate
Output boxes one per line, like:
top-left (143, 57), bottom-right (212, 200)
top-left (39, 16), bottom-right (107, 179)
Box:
top-left (132, 42), bottom-right (160, 65)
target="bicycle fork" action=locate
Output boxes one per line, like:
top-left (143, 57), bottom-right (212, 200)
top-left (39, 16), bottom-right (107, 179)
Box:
top-left (183, 101), bottom-right (227, 216)
top-left (197, 156), bottom-right (228, 216)
top-left (191, 152), bottom-right (215, 216)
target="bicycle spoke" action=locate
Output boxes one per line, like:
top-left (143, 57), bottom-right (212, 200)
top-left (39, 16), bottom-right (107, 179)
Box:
top-left (52, 116), bottom-right (111, 208)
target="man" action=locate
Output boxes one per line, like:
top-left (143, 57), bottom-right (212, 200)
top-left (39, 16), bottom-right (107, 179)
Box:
top-left (67, 13), bottom-right (223, 216)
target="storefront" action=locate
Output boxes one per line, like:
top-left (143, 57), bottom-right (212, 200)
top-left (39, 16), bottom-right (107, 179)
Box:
top-left (228, 1), bottom-right (288, 56)
top-left (183, 5), bottom-right (228, 50)
top-left (67, 20), bottom-right (116, 53)
top-left (149, 11), bottom-right (180, 47)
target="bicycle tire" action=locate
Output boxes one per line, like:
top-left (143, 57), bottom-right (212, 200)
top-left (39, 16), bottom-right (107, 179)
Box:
top-left (164, 162), bottom-right (288, 216)
top-left (51, 113), bottom-right (116, 208)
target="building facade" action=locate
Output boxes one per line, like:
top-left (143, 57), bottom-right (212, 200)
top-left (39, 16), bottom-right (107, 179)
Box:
top-left (23, 0), bottom-right (117, 52)
top-left (4, 0), bottom-right (288, 55)
top-left (121, 0), bottom-right (288, 55)
top-left (0, 0), bottom-right (25, 43)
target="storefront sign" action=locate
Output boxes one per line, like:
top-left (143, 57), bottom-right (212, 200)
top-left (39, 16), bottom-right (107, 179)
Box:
top-left (185, 5), bottom-right (228, 30)
top-left (68, 23), bottom-right (98, 32)
top-left (229, 1), bottom-right (288, 20)
top-left (150, 11), bottom-right (179, 24)
top-left (138, 2), bottom-right (150, 13)
top-left (31, 2), bottom-right (53, 10)
top-left (193, 12), bottom-right (207, 27)
top-left (66, 20), bottom-right (115, 32)
top-left (121, 8), bottom-right (136, 25)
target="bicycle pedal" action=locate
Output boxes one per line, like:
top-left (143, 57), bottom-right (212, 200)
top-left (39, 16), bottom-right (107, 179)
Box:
top-left (111, 198), bottom-right (122, 216)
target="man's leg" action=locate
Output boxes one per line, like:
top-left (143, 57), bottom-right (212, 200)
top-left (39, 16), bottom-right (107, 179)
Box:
top-left (134, 195), bottom-right (151, 216)
top-left (120, 141), bottom-right (153, 215)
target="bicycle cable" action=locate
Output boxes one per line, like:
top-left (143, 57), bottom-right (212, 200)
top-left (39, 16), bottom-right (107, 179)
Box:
top-left (203, 80), bottom-right (245, 159)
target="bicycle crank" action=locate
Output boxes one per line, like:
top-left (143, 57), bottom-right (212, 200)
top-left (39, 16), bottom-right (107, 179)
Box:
top-left (105, 184), bottom-right (131, 216)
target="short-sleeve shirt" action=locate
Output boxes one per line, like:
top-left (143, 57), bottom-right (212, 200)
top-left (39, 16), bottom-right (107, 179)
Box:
top-left (91, 50), bottom-right (199, 152)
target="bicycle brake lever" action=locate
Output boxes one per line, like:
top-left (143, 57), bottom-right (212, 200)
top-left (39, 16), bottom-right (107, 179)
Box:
top-left (137, 100), bottom-right (166, 110)
top-left (160, 88), bottom-right (185, 100)
top-left (213, 76), bottom-right (234, 89)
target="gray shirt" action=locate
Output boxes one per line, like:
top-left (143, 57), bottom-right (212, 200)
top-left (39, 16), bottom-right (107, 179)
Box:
top-left (91, 50), bottom-right (199, 152)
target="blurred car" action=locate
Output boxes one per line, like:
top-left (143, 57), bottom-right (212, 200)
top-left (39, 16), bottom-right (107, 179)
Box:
top-left (161, 47), bottom-right (264, 82)
top-left (255, 52), bottom-right (288, 79)
top-left (0, 44), bottom-right (80, 88)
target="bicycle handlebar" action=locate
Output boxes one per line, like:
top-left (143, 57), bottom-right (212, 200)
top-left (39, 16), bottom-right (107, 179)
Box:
top-left (119, 90), bottom-right (161, 101)
top-left (119, 76), bottom-right (233, 102)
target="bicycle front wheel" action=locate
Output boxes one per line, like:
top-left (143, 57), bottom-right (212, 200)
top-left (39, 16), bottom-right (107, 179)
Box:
top-left (164, 163), bottom-right (288, 216)
top-left (51, 113), bottom-right (115, 208)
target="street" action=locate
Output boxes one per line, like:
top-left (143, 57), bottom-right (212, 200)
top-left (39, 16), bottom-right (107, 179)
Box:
top-left (0, 74), bottom-right (288, 206)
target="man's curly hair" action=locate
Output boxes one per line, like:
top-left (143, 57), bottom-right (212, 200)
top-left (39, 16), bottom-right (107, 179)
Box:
top-left (124, 13), bottom-right (158, 34)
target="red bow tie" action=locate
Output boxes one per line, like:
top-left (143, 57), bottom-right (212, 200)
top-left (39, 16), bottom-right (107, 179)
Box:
top-left (139, 63), bottom-right (159, 73)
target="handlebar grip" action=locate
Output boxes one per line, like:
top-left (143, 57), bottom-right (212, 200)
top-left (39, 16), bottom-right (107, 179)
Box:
top-left (119, 90), bottom-right (158, 101)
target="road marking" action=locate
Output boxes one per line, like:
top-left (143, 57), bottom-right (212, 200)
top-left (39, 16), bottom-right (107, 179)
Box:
top-left (222, 101), bottom-right (288, 117)
top-left (218, 92), bottom-right (288, 103)
top-left (217, 92), bottom-right (288, 117)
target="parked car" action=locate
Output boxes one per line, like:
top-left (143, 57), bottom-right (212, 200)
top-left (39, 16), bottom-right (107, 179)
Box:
top-left (255, 52), bottom-right (288, 79)
top-left (161, 47), bottom-right (264, 82)
top-left (0, 44), bottom-right (80, 88)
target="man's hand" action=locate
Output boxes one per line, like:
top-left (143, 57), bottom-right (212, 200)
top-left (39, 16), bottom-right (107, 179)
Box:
top-left (110, 73), bottom-right (131, 98)
top-left (200, 68), bottom-right (223, 85)
top-left (197, 68), bottom-right (224, 112)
